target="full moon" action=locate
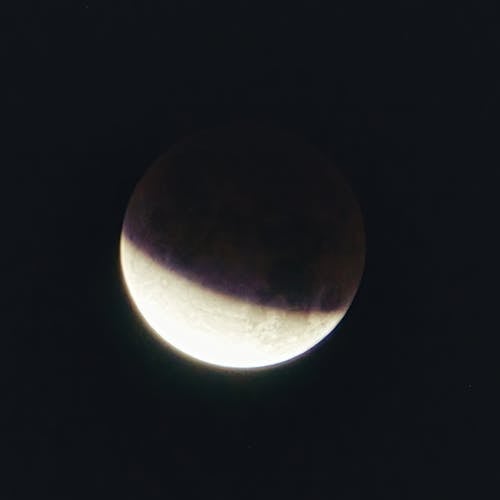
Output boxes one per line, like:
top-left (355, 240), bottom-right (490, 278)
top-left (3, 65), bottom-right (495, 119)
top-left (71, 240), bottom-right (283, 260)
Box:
top-left (120, 123), bottom-right (365, 369)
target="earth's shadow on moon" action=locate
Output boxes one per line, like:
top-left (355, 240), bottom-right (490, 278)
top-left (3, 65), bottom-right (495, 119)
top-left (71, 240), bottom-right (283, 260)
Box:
top-left (122, 123), bottom-right (365, 314)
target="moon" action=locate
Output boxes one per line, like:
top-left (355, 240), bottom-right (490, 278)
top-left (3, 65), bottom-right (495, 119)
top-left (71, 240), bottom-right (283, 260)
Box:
top-left (119, 123), bottom-right (365, 369)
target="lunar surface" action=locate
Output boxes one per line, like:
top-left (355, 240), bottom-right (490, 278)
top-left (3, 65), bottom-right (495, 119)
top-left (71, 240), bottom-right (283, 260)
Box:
top-left (120, 123), bottom-right (365, 369)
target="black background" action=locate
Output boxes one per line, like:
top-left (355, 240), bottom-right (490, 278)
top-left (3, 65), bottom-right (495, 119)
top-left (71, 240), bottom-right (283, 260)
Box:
top-left (4, 2), bottom-right (493, 498)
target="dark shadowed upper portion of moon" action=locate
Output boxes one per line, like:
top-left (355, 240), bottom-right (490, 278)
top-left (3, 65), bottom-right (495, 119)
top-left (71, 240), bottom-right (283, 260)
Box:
top-left (122, 123), bottom-right (365, 313)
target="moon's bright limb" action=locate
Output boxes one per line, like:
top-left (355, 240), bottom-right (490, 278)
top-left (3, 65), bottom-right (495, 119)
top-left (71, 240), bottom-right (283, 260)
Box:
top-left (120, 236), bottom-right (349, 368)
top-left (119, 124), bottom-right (365, 369)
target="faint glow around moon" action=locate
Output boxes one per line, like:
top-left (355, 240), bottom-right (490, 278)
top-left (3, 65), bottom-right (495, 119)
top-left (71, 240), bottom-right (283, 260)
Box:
top-left (120, 235), bottom-right (349, 369)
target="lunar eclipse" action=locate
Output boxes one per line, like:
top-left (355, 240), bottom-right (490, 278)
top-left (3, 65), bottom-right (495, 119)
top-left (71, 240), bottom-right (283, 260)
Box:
top-left (120, 123), bottom-right (365, 368)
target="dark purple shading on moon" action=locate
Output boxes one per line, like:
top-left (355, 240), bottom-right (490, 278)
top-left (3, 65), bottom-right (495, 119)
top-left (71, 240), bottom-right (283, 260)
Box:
top-left (122, 122), bottom-right (365, 313)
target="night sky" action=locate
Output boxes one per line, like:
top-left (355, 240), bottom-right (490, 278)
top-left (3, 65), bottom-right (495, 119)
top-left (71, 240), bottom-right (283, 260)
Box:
top-left (5, 2), bottom-right (492, 499)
